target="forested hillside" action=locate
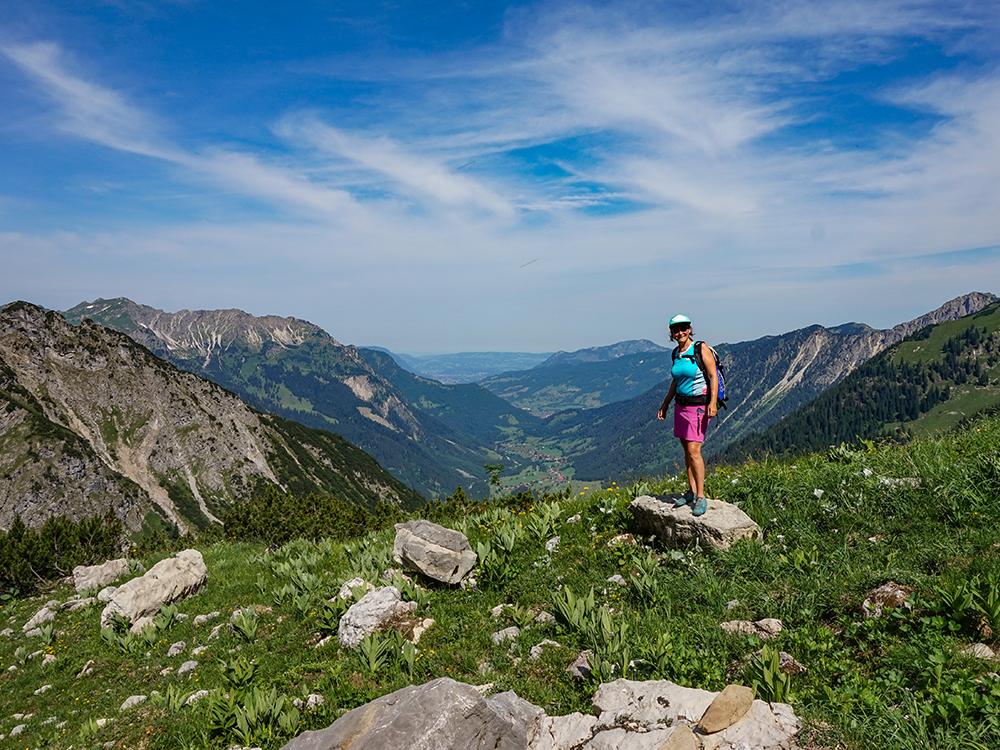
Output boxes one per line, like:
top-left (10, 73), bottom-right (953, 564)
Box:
top-left (717, 302), bottom-right (1000, 461)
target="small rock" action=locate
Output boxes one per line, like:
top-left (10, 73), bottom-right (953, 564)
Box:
top-left (7, 665), bottom-right (16, 672)
top-left (530, 640), bottom-right (561, 660)
top-left (566, 650), bottom-right (593, 681)
top-left (338, 578), bottom-right (374, 600)
top-left (160, 667), bottom-right (174, 676)
top-left (192, 646), bottom-right (209, 656)
top-left (0, 628), bottom-right (12, 636)
top-left (861, 581), bottom-right (913, 619)
top-left (608, 533), bottom-right (637, 546)
top-left (292, 694), bottom-right (326, 711)
top-left (23, 606), bottom-right (55, 631)
top-left (567, 514), bottom-right (581, 524)
top-left (95, 717), bottom-right (111, 728)
top-left (35, 684), bottom-right (53, 695)
top-left (25, 627), bottom-right (43, 638)
top-left (545, 536), bottom-right (560, 552)
top-left (62, 597), bottom-right (97, 611)
top-left (492, 626), bottom-right (519, 645)
top-left (209, 625), bottom-right (223, 640)
top-left (720, 618), bottom-right (783, 639)
top-left (473, 682), bottom-right (494, 695)
top-left (409, 618), bottom-right (435, 644)
top-left (10, 725), bottom-right (27, 736)
top-left (726, 599), bottom-right (740, 611)
top-left (42, 654), bottom-right (56, 666)
top-left (962, 643), bottom-right (998, 661)
top-left (698, 684), bottom-right (754, 733)
top-left (607, 574), bottom-right (626, 586)
top-left (168, 641), bottom-right (186, 657)
top-left (42, 716), bottom-right (57, 725)
top-left (77, 659), bottom-right (96, 678)
top-left (186, 690), bottom-right (211, 706)
top-left (194, 611), bottom-right (221, 627)
top-left (176, 613), bottom-right (189, 621)
top-left (491, 604), bottom-right (513, 618)
top-left (97, 586), bottom-right (117, 602)
top-left (178, 660), bottom-right (198, 677)
top-left (533, 611), bottom-right (556, 626)
top-left (120, 695), bottom-right (147, 712)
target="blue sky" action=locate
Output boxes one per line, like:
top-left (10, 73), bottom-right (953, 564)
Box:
top-left (2, 1), bottom-right (999, 353)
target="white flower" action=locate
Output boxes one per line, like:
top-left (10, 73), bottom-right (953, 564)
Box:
top-left (813, 489), bottom-right (824, 498)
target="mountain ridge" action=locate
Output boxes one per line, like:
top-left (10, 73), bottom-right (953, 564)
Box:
top-left (63, 298), bottom-right (494, 498)
top-left (0, 302), bottom-right (422, 532)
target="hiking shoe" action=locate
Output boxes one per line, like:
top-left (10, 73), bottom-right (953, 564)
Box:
top-left (675, 491), bottom-right (695, 507)
top-left (692, 497), bottom-right (707, 517)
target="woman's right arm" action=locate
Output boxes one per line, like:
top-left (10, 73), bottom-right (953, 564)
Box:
top-left (657, 381), bottom-right (677, 420)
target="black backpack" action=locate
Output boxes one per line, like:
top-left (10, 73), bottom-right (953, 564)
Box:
top-left (672, 341), bottom-right (728, 410)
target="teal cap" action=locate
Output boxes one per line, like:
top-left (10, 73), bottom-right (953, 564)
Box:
top-left (669, 314), bottom-right (691, 328)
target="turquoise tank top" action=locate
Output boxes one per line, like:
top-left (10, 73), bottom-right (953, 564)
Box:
top-left (671, 343), bottom-right (708, 397)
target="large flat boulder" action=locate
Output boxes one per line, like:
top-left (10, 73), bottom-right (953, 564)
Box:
top-left (630, 495), bottom-right (761, 551)
top-left (279, 677), bottom-right (522, 750)
top-left (393, 520), bottom-right (477, 584)
top-left (100, 549), bottom-right (207, 629)
top-left (74, 558), bottom-right (130, 593)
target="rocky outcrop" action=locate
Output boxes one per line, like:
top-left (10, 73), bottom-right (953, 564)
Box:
top-left (393, 520), bottom-right (477, 584)
top-left (0, 301), bottom-right (421, 532)
top-left (100, 549), bottom-right (207, 629)
top-left (630, 495), bottom-right (761, 551)
top-left (279, 678), bottom-right (522, 750)
top-left (337, 586), bottom-right (417, 648)
top-left (279, 677), bottom-right (801, 750)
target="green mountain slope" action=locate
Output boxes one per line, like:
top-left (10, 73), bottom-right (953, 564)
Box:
top-left (717, 301), bottom-right (1000, 461)
top-left (360, 348), bottom-right (546, 447)
top-left (63, 298), bottom-right (493, 498)
top-left (0, 302), bottom-right (422, 533)
top-left (481, 351), bottom-right (676, 415)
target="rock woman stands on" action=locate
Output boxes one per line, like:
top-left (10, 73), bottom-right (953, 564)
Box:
top-left (656, 314), bottom-right (719, 517)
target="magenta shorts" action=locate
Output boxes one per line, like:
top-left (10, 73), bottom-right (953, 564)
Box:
top-left (674, 404), bottom-right (711, 442)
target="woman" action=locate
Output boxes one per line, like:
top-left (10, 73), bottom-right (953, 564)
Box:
top-left (656, 314), bottom-right (718, 517)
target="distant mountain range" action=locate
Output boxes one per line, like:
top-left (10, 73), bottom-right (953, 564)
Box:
top-left (62, 298), bottom-right (497, 499)
top-left (59, 291), bottom-right (998, 497)
top-left (0, 303), bottom-right (422, 532)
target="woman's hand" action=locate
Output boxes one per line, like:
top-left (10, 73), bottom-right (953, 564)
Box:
top-left (707, 403), bottom-right (717, 418)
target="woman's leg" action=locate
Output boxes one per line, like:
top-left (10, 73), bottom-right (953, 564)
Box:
top-left (680, 439), bottom-right (705, 497)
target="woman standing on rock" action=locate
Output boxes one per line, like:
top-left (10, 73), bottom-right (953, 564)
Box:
top-left (656, 314), bottom-right (719, 517)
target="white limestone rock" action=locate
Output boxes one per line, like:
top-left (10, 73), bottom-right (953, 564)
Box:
top-left (630, 495), bottom-right (762, 551)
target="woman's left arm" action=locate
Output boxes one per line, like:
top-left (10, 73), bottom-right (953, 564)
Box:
top-left (701, 342), bottom-right (719, 418)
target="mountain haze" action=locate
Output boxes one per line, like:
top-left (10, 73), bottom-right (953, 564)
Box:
top-left (0, 303), bottom-right (422, 533)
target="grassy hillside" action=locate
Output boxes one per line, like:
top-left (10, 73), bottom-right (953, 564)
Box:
top-left (5, 412), bottom-right (1000, 749)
